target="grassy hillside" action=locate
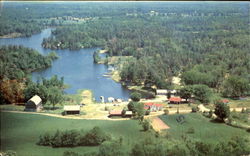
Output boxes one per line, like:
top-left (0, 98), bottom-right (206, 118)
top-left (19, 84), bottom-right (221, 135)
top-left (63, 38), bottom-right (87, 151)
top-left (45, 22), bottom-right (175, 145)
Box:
top-left (0, 112), bottom-right (150, 156)
top-left (160, 113), bottom-right (249, 143)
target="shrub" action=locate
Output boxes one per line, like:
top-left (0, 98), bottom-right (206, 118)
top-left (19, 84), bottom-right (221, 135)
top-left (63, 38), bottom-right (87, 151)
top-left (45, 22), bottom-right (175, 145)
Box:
top-left (247, 128), bottom-right (250, 133)
top-left (130, 92), bottom-right (141, 102)
top-left (186, 127), bottom-right (195, 134)
top-left (208, 110), bottom-right (213, 118)
top-left (245, 108), bottom-right (250, 113)
top-left (63, 151), bottom-right (82, 156)
top-left (2, 150), bottom-right (17, 156)
top-left (83, 127), bottom-right (111, 146)
top-left (164, 109), bottom-right (169, 115)
top-left (104, 106), bottom-right (110, 111)
top-left (51, 130), bottom-right (63, 147)
top-left (127, 101), bottom-right (136, 112)
top-left (214, 101), bottom-right (230, 122)
top-left (38, 127), bottom-right (110, 148)
top-left (37, 132), bottom-right (51, 146)
top-left (142, 120), bottom-right (150, 131)
top-left (195, 141), bottom-right (214, 155)
top-left (192, 106), bottom-right (197, 112)
top-left (98, 140), bottom-right (126, 156)
top-left (145, 110), bottom-right (150, 115)
top-left (121, 109), bottom-right (126, 117)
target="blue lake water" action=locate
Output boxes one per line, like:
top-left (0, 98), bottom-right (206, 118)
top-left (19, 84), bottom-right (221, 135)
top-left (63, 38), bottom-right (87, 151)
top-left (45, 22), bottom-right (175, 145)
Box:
top-left (0, 28), bottom-right (131, 101)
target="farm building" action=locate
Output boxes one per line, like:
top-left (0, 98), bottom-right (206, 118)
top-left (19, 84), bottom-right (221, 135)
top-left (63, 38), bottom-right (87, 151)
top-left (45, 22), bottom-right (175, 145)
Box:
top-left (156, 89), bottom-right (168, 95)
top-left (109, 110), bottom-right (132, 118)
top-left (220, 99), bottom-right (229, 104)
top-left (168, 97), bottom-right (182, 104)
top-left (64, 105), bottom-right (80, 115)
top-left (124, 111), bottom-right (133, 117)
top-left (25, 95), bottom-right (43, 111)
top-left (144, 103), bottom-right (163, 112)
top-left (155, 89), bottom-right (177, 95)
top-left (109, 110), bottom-right (122, 117)
top-left (108, 97), bottom-right (115, 103)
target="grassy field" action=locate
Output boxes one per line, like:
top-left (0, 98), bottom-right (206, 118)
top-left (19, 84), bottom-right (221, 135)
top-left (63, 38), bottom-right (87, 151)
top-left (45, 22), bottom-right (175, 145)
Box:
top-left (0, 112), bottom-right (151, 156)
top-left (228, 97), bottom-right (250, 108)
top-left (160, 113), bottom-right (249, 143)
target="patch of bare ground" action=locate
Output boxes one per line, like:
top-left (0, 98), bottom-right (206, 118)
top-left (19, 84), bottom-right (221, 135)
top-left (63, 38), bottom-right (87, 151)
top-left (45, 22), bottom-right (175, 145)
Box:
top-left (151, 117), bottom-right (170, 132)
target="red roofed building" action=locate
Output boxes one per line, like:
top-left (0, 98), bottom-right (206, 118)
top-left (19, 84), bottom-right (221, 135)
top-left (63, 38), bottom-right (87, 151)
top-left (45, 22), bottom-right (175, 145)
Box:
top-left (109, 110), bottom-right (122, 116)
top-left (221, 99), bottom-right (229, 104)
top-left (168, 97), bottom-right (182, 104)
top-left (144, 103), bottom-right (163, 112)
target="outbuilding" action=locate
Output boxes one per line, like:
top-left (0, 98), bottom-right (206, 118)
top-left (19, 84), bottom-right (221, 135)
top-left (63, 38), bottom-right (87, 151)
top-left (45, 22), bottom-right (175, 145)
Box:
top-left (109, 110), bottom-right (122, 117)
top-left (144, 103), bottom-right (163, 112)
top-left (25, 95), bottom-right (43, 111)
top-left (64, 105), bottom-right (81, 115)
top-left (156, 89), bottom-right (168, 95)
top-left (220, 99), bottom-right (229, 104)
top-left (124, 111), bottom-right (133, 117)
top-left (168, 97), bottom-right (182, 104)
top-left (108, 97), bottom-right (115, 103)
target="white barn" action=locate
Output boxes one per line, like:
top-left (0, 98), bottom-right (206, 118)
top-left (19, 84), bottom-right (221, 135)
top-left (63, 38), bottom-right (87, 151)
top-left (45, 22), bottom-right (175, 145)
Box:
top-left (25, 95), bottom-right (43, 111)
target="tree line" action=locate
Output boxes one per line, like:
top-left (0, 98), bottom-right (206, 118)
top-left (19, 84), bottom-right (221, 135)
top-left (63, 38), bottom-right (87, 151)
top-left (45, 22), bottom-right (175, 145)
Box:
top-left (39, 3), bottom-right (250, 97)
top-left (0, 45), bottom-right (62, 105)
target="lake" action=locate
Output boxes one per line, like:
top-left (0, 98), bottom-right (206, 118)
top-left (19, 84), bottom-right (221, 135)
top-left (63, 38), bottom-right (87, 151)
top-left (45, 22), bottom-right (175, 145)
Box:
top-left (0, 28), bottom-right (131, 102)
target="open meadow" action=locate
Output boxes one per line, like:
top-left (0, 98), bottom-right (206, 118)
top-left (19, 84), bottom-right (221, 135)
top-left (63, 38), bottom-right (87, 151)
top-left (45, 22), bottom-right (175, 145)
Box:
top-left (160, 113), bottom-right (250, 143)
top-left (0, 112), bottom-right (151, 156)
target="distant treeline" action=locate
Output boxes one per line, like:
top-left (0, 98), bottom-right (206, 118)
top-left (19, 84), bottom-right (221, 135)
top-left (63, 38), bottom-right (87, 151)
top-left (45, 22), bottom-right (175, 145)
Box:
top-left (40, 3), bottom-right (250, 97)
top-left (1, 2), bottom-right (250, 103)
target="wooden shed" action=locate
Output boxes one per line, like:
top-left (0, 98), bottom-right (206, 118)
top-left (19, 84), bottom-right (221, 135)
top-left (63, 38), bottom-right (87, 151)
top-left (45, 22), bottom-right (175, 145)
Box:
top-left (156, 89), bottom-right (168, 95)
top-left (144, 103), bottom-right (163, 112)
top-left (25, 95), bottom-right (43, 111)
top-left (168, 97), bottom-right (182, 104)
top-left (64, 105), bottom-right (80, 115)
top-left (109, 110), bottom-right (122, 117)
top-left (124, 111), bottom-right (133, 117)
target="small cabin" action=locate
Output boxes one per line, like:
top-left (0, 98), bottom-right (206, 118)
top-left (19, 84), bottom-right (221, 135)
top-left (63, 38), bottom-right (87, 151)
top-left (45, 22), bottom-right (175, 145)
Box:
top-left (156, 89), bottom-right (168, 95)
top-left (124, 111), bottom-right (133, 117)
top-left (109, 110), bottom-right (122, 117)
top-left (25, 95), bottom-right (43, 111)
top-left (220, 99), bottom-right (229, 104)
top-left (168, 97), bottom-right (182, 104)
top-left (144, 103), bottom-right (163, 112)
top-left (64, 105), bottom-right (80, 115)
top-left (108, 97), bottom-right (115, 103)
top-left (155, 89), bottom-right (177, 96)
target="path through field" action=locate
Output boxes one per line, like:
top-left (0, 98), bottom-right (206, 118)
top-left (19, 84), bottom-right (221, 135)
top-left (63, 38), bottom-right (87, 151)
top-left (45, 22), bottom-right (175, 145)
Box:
top-left (151, 117), bottom-right (170, 132)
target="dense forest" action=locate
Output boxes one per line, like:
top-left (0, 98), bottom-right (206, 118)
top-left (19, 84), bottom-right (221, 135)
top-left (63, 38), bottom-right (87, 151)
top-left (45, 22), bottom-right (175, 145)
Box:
top-left (0, 45), bottom-right (61, 104)
top-left (39, 2), bottom-right (250, 100)
top-left (1, 2), bottom-right (250, 103)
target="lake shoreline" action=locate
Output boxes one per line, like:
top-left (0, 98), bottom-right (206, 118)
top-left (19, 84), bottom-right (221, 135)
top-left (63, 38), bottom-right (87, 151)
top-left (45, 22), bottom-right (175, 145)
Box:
top-left (0, 32), bottom-right (22, 38)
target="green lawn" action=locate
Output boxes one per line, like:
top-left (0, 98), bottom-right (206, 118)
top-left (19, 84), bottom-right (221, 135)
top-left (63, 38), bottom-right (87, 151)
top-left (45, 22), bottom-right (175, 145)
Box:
top-left (0, 112), bottom-right (150, 156)
top-left (160, 113), bottom-right (249, 143)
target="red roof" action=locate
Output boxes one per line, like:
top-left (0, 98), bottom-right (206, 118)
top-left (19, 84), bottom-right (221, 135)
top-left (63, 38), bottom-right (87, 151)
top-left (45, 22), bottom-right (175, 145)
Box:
top-left (144, 103), bottom-right (163, 108)
top-left (109, 110), bottom-right (122, 115)
top-left (155, 103), bottom-right (163, 107)
top-left (168, 97), bottom-right (181, 102)
top-left (144, 103), bottom-right (154, 106)
top-left (221, 99), bottom-right (229, 103)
